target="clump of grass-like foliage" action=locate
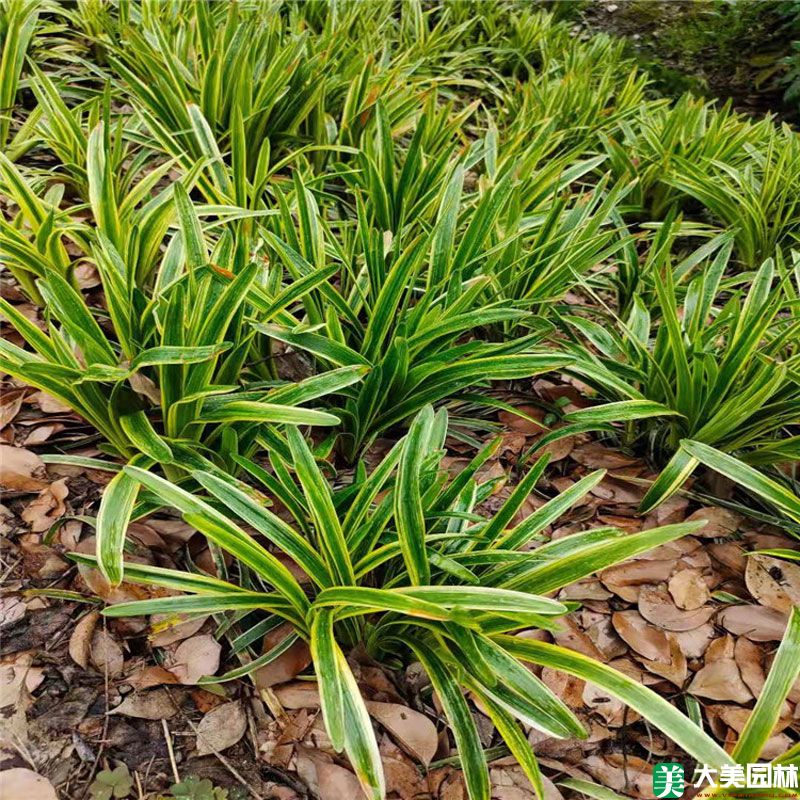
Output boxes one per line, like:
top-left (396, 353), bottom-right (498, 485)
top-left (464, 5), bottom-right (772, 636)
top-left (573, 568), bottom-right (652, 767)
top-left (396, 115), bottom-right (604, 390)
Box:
top-left (2, 2), bottom-right (800, 797)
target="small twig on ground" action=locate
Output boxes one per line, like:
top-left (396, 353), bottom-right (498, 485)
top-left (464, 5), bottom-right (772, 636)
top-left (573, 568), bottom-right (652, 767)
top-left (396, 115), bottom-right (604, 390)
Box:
top-left (162, 719), bottom-right (181, 785)
top-left (0, 556), bottom-right (22, 583)
top-left (165, 687), bottom-right (267, 800)
top-left (134, 769), bottom-right (145, 799)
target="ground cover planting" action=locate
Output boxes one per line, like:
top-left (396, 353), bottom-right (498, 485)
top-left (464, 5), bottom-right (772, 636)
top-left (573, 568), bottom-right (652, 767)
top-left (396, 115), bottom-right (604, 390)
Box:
top-left (1, 3), bottom-right (800, 799)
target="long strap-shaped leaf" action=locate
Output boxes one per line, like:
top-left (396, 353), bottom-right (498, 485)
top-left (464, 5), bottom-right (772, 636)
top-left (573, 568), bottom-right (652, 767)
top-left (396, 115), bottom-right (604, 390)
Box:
top-left (473, 454), bottom-right (550, 548)
top-left (395, 405), bottom-right (434, 585)
top-left (565, 399), bottom-right (682, 424)
top-left (681, 440), bottom-right (800, 523)
top-left (198, 401), bottom-right (339, 426)
top-left (70, 553), bottom-right (249, 595)
top-left (310, 609), bottom-right (345, 752)
top-left (101, 592), bottom-right (295, 618)
top-left (200, 631), bottom-right (299, 685)
top-left (733, 607), bottom-right (800, 764)
top-left (500, 521), bottom-right (707, 593)
top-left (639, 448), bottom-right (699, 513)
top-left (498, 636), bottom-right (733, 770)
top-left (119, 411), bottom-right (173, 463)
top-left (337, 647), bottom-right (385, 800)
top-left (191, 470), bottom-right (330, 589)
top-left (495, 469), bottom-right (606, 551)
top-left (123, 466), bottom-right (309, 614)
top-left (38, 270), bottom-right (117, 366)
top-left (255, 323), bottom-right (370, 368)
top-left (95, 454), bottom-right (154, 585)
top-left (287, 427), bottom-right (355, 586)
top-left (400, 586), bottom-right (566, 616)
top-left (468, 634), bottom-right (586, 740)
top-left (403, 636), bottom-right (490, 800)
top-left (313, 587), bottom-right (466, 623)
top-left (466, 679), bottom-right (546, 800)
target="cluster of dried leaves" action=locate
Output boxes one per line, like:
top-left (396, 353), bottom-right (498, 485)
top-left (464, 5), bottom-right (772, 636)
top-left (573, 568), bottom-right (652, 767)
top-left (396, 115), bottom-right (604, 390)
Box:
top-left (2, 370), bottom-right (799, 799)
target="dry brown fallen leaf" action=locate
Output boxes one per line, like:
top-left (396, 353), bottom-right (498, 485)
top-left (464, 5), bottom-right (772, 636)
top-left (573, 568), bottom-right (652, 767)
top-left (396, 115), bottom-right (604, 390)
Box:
top-left (534, 430), bottom-right (576, 462)
top-left (590, 476), bottom-right (645, 505)
top-left (255, 623), bottom-right (311, 689)
top-left (379, 736), bottom-right (427, 800)
top-left (583, 753), bottom-right (655, 799)
top-left (541, 668), bottom-right (585, 709)
top-left (734, 636), bottom-right (765, 697)
top-left (490, 763), bottom-right (541, 800)
top-left (20, 478), bottom-right (68, 532)
top-left (640, 633), bottom-right (688, 687)
top-left (647, 494), bottom-right (690, 527)
top-left (668, 568), bottom-right (710, 610)
top-left (167, 634), bottom-right (221, 684)
top-left (111, 688), bottom-right (179, 719)
top-left (570, 442), bottom-right (641, 469)
top-left (360, 665), bottom-right (404, 704)
top-left (0, 653), bottom-right (44, 710)
top-left (295, 747), bottom-right (364, 800)
top-left (553, 617), bottom-right (605, 660)
top-left (607, 657), bottom-right (661, 687)
top-left (708, 542), bottom-right (746, 576)
top-left (127, 521), bottom-right (169, 550)
top-left (686, 507), bottom-right (743, 538)
top-left (718, 604), bottom-right (788, 641)
top-left (150, 613), bottom-right (208, 647)
top-left (74, 543), bottom-right (151, 604)
top-left (90, 629), bottom-right (124, 677)
top-left (0, 596), bottom-right (26, 629)
top-left (22, 422), bottom-right (63, 446)
top-left (68, 610), bottom-right (100, 669)
top-left (274, 681), bottom-right (321, 709)
top-left (431, 765), bottom-right (467, 800)
top-left (146, 518), bottom-right (197, 547)
top-left (0, 768), bottom-right (58, 800)
top-left (29, 390), bottom-right (72, 414)
top-left (366, 701), bottom-right (438, 766)
top-left (0, 503), bottom-right (14, 535)
top-left (687, 658), bottom-right (753, 703)
top-left (583, 614), bottom-right (626, 660)
top-left (596, 513), bottom-right (641, 533)
top-left (272, 682), bottom-right (437, 766)
top-left (18, 537), bottom-right (68, 579)
top-left (195, 700), bottom-right (247, 756)
top-left (498, 405), bottom-right (546, 435)
top-left (704, 634), bottom-right (735, 662)
top-left (0, 445), bottom-right (49, 492)
top-left (125, 665), bottom-right (180, 690)
top-left (600, 559), bottom-right (674, 602)
top-left (559, 578), bottom-right (612, 602)
top-left (637, 586), bottom-right (716, 631)
top-left (0, 388), bottom-right (25, 430)
top-left (611, 610), bottom-right (670, 662)
top-left (673, 622), bottom-right (716, 659)
top-left (582, 682), bottom-right (631, 727)
top-left (745, 554), bottom-right (800, 613)
top-left (707, 704), bottom-right (792, 757)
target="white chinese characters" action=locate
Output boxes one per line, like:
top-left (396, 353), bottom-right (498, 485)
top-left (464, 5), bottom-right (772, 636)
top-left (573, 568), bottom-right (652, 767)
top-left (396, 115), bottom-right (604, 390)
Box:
top-left (693, 764), bottom-right (799, 790)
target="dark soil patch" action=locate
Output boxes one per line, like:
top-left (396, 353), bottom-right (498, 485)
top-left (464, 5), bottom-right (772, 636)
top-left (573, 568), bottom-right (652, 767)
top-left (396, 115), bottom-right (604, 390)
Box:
top-left (576, 0), bottom-right (797, 120)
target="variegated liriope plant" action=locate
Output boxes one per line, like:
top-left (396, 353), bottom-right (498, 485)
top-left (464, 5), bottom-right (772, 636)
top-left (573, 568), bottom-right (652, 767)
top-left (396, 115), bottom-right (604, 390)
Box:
top-left (0, 146), bottom-right (362, 478)
top-left (70, 405), bottom-right (800, 800)
top-left (257, 162), bottom-right (575, 463)
top-left (560, 221), bottom-right (800, 528)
